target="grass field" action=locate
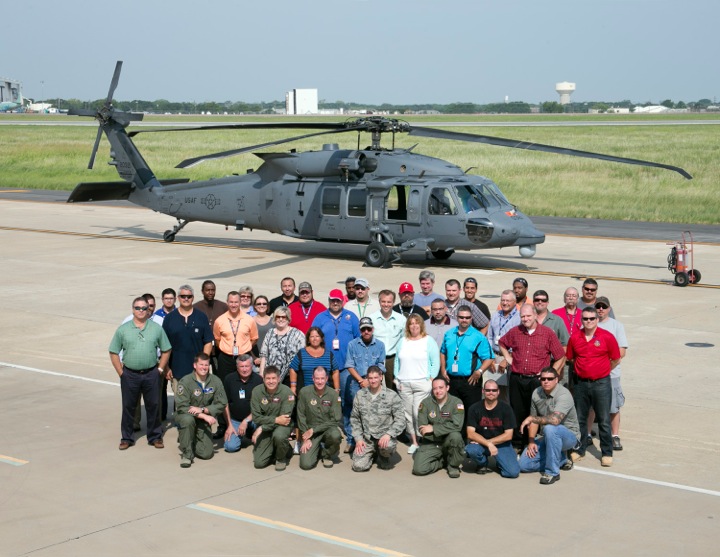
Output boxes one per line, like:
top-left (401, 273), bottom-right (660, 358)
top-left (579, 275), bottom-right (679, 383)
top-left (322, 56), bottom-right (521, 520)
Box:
top-left (1, 113), bottom-right (718, 224)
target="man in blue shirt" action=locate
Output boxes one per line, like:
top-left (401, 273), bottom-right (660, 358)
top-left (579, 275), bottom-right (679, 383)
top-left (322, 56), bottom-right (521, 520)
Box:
top-left (345, 317), bottom-right (386, 449)
top-left (440, 306), bottom-right (495, 421)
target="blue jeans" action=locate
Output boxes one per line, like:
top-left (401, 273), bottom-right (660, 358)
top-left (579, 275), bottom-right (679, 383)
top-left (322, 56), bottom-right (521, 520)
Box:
top-left (574, 375), bottom-right (613, 457)
top-left (342, 371), bottom-right (361, 445)
top-left (223, 419), bottom-right (256, 453)
top-left (519, 424), bottom-right (578, 476)
top-left (465, 441), bottom-right (520, 478)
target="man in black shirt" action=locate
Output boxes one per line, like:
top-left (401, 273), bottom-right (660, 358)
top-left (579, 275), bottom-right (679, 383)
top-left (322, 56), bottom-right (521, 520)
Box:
top-left (223, 354), bottom-right (263, 452)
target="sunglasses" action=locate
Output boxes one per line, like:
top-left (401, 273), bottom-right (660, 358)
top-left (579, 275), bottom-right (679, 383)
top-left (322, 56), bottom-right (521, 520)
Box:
top-left (582, 317), bottom-right (597, 321)
top-left (595, 304), bottom-right (608, 310)
top-left (533, 298), bottom-right (548, 302)
top-left (133, 306), bottom-right (149, 311)
top-left (483, 388), bottom-right (499, 393)
top-left (178, 294), bottom-right (193, 299)
top-left (457, 315), bottom-right (472, 320)
top-left (540, 377), bottom-right (556, 382)
top-left (583, 287), bottom-right (597, 292)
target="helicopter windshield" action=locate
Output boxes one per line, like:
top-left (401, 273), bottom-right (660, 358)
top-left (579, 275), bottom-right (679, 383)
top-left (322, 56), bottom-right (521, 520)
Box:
top-left (454, 182), bottom-right (511, 212)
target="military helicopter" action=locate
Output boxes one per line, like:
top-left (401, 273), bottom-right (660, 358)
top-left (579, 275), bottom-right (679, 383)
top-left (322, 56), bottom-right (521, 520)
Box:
top-left (68, 62), bottom-right (691, 267)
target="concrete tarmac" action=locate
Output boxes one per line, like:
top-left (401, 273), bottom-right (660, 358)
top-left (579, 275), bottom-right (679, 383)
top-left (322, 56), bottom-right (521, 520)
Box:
top-left (1, 199), bottom-right (719, 556)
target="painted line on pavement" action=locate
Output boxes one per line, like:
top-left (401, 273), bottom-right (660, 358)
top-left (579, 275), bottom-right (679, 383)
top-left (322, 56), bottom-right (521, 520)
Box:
top-left (0, 361), bottom-right (118, 387)
top-left (0, 454), bottom-right (29, 466)
top-left (575, 466), bottom-right (720, 497)
top-left (188, 503), bottom-right (411, 557)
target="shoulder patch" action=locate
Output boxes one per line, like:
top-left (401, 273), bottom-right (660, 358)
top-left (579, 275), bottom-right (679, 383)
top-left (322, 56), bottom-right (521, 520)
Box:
top-left (457, 403), bottom-right (465, 411)
top-left (288, 395), bottom-right (295, 401)
top-left (193, 388), bottom-right (202, 397)
top-left (177, 384), bottom-right (184, 395)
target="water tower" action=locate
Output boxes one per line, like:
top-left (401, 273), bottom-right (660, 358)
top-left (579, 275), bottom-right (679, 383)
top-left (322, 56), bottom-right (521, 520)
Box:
top-left (555, 81), bottom-right (576, 105)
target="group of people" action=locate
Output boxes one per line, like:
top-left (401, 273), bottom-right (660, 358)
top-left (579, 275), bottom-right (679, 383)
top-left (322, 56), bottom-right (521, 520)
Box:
top-left (109, 272), bottom-right (628, 484)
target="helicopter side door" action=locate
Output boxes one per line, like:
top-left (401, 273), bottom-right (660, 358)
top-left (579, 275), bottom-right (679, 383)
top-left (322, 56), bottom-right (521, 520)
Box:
top-left (424, 186), bottom-right (467, 248)
top-left (381, 184), bottom-right (422, 243)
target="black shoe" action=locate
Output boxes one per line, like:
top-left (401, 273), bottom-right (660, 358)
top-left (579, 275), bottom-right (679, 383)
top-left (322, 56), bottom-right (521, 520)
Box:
top-left (476, 466), bottom-right (492, 475)
top-left (585, 434), bottom-right (593, 447)
top-left (213, 429), bottom-right (225, 440)
top-left (539, 473), bottom-right (560, 485)
top-left (612, 436), bottom-right (623, 451)
top-left (561, 459), bottom-right (574, 471)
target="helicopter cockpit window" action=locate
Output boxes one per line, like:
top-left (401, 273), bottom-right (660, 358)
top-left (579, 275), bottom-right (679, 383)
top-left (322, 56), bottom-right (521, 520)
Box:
top-left (347, 188), bottom-right (366, 217)
top-left (428, 187), bottom-right (458, 216)
top-left (321, 188), bottom-right (341, 216)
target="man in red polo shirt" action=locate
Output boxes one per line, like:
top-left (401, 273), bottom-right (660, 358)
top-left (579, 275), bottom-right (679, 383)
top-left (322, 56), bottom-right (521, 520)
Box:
top-left (567, 306), bottom-right (621, 467)
top-left (499, 304), bottom-right (566, 449)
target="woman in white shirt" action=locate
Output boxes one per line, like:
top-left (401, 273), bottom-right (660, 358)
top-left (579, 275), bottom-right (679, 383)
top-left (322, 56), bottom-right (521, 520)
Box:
top-left (394, 314), bottom-right (440, 454)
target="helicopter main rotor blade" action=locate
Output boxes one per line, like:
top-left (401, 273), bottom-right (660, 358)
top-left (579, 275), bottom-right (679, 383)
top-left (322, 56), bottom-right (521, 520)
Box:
top-left (176, 127), bottom-right (359, 168)
top-left (106, 61), bottom-right (123, 104)
top-left (408, 126), bottom-right (692, 180)
top-left (129, 122), bottom-right (347, 138)
top-left (87, 126), bottom-right (103, 169)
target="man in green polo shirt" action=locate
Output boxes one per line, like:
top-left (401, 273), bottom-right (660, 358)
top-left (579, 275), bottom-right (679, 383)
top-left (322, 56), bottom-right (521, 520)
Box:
top-left (109, 297), bottom-right (171, 450)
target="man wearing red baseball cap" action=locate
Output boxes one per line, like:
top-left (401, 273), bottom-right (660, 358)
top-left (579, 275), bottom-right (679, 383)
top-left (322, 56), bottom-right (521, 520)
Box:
top-left (393, 282), bottom-right (429, 320)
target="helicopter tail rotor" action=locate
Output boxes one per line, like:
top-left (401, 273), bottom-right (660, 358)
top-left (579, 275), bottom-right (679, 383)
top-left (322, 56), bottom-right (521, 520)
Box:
top-left (67, 61), bottom-right (143, 169)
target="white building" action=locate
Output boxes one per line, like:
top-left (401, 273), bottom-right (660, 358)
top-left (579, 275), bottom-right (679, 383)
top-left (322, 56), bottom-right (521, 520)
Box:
top-left (286, 88), bottom-right (318, 115)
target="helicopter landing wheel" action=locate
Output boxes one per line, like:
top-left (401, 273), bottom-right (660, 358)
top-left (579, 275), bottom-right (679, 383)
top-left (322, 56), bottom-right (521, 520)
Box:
top-left (163, 230), bottom-right (176, 243)
top-left (674, 272), bottom-right (689, 287)
top-left (431, 249), bottom-right (455, 261)
top-left (688, 269), bottom-right (701, 284)
top-left (365, 242), bottom-right (390, 267)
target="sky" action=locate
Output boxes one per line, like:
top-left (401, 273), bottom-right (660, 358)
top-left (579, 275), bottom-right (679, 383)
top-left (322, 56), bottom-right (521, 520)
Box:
top-left (2, 0), bottom-right (717, 106)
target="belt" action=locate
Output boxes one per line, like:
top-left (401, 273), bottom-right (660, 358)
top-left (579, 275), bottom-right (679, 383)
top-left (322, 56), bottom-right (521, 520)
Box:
top-left (574, 375), bottom-right (606, 383)
top-left (124, 365), bottom-right (156, 374)
top-left (511, 372), bottom-right (540, 379)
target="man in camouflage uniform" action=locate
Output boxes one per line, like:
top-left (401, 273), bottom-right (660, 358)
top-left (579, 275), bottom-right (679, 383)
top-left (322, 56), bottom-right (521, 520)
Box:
top-left (250, 366), bottom-right (296, 471)
top-left (412, 376), bottom-right (465, 478)
top-left (350, 366), bottom-right (405, 472)
top-left (175, 353), bottom-right (228, 468)
top-left (297, 366), bottom-right (343, 470)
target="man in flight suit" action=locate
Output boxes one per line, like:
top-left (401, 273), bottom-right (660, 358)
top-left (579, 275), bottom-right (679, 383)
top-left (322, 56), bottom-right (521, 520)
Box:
top-left (250, 366), bottom-right (295, 471)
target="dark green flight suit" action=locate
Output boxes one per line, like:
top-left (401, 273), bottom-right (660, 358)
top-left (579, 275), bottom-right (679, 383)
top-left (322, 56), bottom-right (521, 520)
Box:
top-left (412, 394), bottom-right (465, 475)
top-left (296, 385), bottom-right (343, 470)
top-left (250, 383), bottom-right (295, 468)
top-left (175, 373), bottom-right (227, 461)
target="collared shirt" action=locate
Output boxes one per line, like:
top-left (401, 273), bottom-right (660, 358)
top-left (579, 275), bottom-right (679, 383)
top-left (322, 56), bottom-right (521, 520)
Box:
top-left (530, 383), bottom-right (580, 439)
top-left (345, 336), bottom-right (386, 376)
top-left (566, 327), bottom-right (621, 380)
top-left (487, 307), bottom-right (520, 352)
top-left (537, 311), bottom-right (570, 346)
top-left (344, 297), bottom-right (379, 319)
top-left (499, 324), bottom-right (566, 376)
top-left (162, 309), bottom-right (213, 380)
top-left (297, 385), bottom-right (342, 435)
top-left (175, 373), bottom-right (227, 418)
top-left (417, 394), bottom-right (465, 442)
top-left (440, 326), bottom-right (494, 377)
top-left (425, 315), bottom-right (458, 350)
top-left (350, 385), bottom-right (405, 441)
top-left (369, 310), bottom-right (406, 356)
top-left (213, 311), bottom-right (258, 355)
top-left (193, 298), bottom-right (228, 330)
top-left (413, 291), bottom-right (444, 308)
top-left (551, 306), bottom-right (583, 336)
top-left (109, 319), bottom-right (171, 370)
top-left (312, 309), bottom-right (360, 369)
top-left (269, 294), bottom-right (298, 314)
top-left (598, 317), bottom-right (628, 378)
top-left (250, 384), bottom-right (296, 433)
top-left (446, 298), bottom-right (489, 331)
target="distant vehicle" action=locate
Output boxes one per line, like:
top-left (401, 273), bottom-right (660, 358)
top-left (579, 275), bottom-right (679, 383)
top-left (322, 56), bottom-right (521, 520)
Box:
top-left (68, 62), bottom-right (692, 267)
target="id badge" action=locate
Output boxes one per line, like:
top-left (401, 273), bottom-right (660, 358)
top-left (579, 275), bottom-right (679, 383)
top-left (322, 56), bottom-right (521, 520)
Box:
top-left (332, 338), bottom-right (340, 350)
top-left (451, 362), bottom-right (459, 373)
top-left (239, 389), bottom-right (246, 399)
top-left (232, 345), bottom-right (239, 356)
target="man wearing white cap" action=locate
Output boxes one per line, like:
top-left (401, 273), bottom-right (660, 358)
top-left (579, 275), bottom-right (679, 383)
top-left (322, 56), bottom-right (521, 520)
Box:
top-left (345, 278), bottom-right (379, 320)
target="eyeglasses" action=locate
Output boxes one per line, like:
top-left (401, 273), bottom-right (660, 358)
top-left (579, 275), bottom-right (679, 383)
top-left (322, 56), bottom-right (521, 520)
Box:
top-left (178, 294), bottom-right (193, 299)
top-left (540, 377), bottom-right (556, 382)
top-left (583, 287), bottom-right (597, 292)
top-left (582, 317), bottom-right (597, 321)
top-left (483, 388), bottom-right (499, 392)
top-left (239, 294), bottom-right (252, 299)
top-left (595, 304), bottom-right (608, 310)
top-left (457, 316), bottom-right (472, 320)
top-left (255, 302), bottom-right (268, 306)
top-left (275, 316), bottom-right (289, 321)
top-left (533, 298), bottom-right (548, 302)
top-left (133, 306), bottom-right (149, 311)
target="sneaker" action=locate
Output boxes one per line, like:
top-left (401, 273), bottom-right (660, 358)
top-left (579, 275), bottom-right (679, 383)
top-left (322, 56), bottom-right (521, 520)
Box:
top-left (275, 460), bottom-right (287, 471)
top-left (447, 466), bottom-right (461, 479)
top-left (293, 441), bottom-right (301, 455)
top-left (180, 457), bottom-right (192, 468)
top-left (601, 456), bottom-right (613, 467)
top-left (560, 459), bottom-right (574, 471)
top-left (612, 436), bottom-right (623, 451)
top-left (585, 434), bottom-right (593, 448)
top-left (322, 459), bottom-right (334, 469)
top-left (539, 473), bottom-right (560, 485)
top-left (407, 444), bottom-right (419, 455)
top-left (570, 451), bottom-right (584, 463)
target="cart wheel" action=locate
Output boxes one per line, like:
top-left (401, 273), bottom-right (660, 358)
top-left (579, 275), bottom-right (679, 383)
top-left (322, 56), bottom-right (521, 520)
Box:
top-left (688, 269), bottom-right (701, 284)
top-left (674, 272), bottom-right (689, 287)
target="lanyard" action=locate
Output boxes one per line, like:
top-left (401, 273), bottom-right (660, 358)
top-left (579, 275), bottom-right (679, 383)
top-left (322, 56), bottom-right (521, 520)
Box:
top-left (301, 302), bottom-right (314, 321)
top-left (356, 300), bottom-right (369, 317)
top-left (229, 317), bottom-right (240, 347)
top-left (498, 308), bottom-right (516, 337)
top-left (453, 330), bottom-right (468, 361)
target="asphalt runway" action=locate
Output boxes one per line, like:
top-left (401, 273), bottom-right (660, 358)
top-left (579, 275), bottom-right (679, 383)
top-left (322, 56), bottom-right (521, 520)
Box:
top-left (1, 197), bottom-right (719, 556)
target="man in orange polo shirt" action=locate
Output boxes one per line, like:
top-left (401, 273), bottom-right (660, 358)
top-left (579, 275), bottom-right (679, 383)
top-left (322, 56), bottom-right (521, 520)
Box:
top-left (213, 290), bottom-right (258, 381)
